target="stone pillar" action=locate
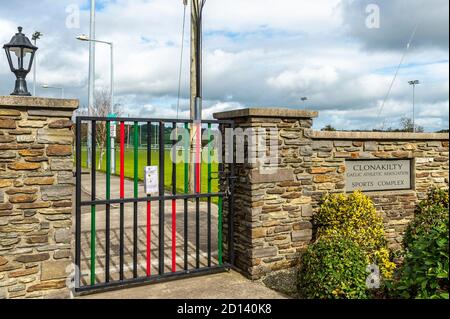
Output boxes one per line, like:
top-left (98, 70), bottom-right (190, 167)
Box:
top-left (213, 108), bottom-right (318, 289)
top-left (0, 96), bottom-right (78, 299)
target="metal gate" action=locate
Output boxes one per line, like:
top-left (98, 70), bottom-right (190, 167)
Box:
top-left (74, 116), bottom-right (235, 294)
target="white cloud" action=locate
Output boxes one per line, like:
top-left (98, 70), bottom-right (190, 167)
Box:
top-left (0, 0), bottom-right (448, 132)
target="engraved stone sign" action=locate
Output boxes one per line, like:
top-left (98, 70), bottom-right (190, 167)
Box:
top-left (345, 160), bottom-right (411, 192)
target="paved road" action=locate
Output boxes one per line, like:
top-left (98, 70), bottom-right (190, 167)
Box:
top-left (78, 270), bottom-right (289, 299)
top-left (78, 172), bottom-right (220, 286)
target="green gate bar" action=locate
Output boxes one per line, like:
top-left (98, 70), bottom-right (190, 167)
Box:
top-left (207, 123), bottom-right (212, 193)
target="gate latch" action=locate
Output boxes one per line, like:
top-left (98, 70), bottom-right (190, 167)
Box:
top-left (224, 175), bottom-right (237, 199)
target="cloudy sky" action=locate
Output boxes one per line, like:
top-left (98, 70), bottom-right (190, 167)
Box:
top-left (0, 0), bottom-right (448, 131)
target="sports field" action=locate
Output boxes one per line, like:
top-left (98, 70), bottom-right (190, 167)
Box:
top-left (80, 147), bottom-right (220, 195)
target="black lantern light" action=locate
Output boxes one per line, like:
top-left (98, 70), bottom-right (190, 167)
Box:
top-left (3, 27), bottom-right (38, 96)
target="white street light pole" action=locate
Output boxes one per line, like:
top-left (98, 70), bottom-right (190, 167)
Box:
top-left (408, 80), bottom-right (420, 133)
top-left (42, 84), bottom-right (64, 98)
top-left (77, 35), bottom-right (115, 173)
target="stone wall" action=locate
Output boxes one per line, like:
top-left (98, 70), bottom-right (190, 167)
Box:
top-left (308, 131), bottom-right (449, 251)
top-left (0, 96), bottom-right (78, 299)
top-left (214, 108), bottom-right (449, 287)
top-left (215, 109), bottom-right (319, 282)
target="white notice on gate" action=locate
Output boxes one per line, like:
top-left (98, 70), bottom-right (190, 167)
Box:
top-left (144, 166), bottom-right (159, 195)
top-left (110, 122), bottom-right (117, 138)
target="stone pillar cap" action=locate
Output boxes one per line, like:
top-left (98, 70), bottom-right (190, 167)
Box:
top-left (0, 96), bottom-right (78, 110)
top-left (213, 107), bottom-right (318, 119)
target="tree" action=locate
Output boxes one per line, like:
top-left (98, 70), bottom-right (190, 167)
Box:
top-left (91, 90), bottom-right (122, 169)
top-left (91, 91), bottom-right (110, 169)
top-left (321, 125), bottom-right (337, 132)
top-left (400, 117), bottom-right (424, 133)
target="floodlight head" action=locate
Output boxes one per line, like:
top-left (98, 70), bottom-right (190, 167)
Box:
top-left (76, 34), bottom-right (90, 41)
top-left (409, 80), bottom-right (420, 85)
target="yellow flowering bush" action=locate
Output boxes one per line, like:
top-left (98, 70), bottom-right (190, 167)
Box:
top-left (314, 191), bottom-right (396, 279)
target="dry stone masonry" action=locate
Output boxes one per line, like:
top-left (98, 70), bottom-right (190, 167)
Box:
top-left (214, 108), bottom-right (449, 288)
top-left (214, 109), bottom-right (319, 281)
top-left (0, 96), bottom-right (78, 299)
top-left (309, 131), bottom-right (449, 251)
top-left (0, 100), bottom-right (448, 299)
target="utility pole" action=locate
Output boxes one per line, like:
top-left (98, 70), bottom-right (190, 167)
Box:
top-left (190, 0), bottom-right (203, 119)
top-left (189, 0), bottom-right (205, 192)
top-left (87, 0), bottom-right (96, 168)
top-left (32, 32), bottom-right (43, 96)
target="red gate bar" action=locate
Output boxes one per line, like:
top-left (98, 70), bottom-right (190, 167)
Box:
top-left (133, 122), bottom-right (139, 278)
top-left (146, 122), bottom-right (152, 276)
top-left (119, 121), bottom-right (125, 280)
top-left (195, 121), bottom-right (201, 268)
top-left (172, 198), bottom-right (176, 272)
top-left (146, 201), bottom-right (151, 276)
top-left (195, 121), bottom-right (201, 193)
top-left (120, 122), bottom-right (125, 198)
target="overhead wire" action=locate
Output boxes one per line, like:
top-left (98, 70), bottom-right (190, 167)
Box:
top-left (176, 0), bottom-right (188, 122)
top-left (376, 23), bottom-right (420, 130)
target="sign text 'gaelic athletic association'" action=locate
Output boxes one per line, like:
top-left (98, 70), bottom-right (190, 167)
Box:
top-left (346, 159), bottom-right (412, 192)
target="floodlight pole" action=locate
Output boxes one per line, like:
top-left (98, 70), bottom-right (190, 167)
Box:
top-left (190, 0), bottom-right (202, 120)
top-left (409, 80), bottom-right (420, 133)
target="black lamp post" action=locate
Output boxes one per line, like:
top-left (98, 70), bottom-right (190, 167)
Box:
top-left (3, 27), bottom-right (38, 96)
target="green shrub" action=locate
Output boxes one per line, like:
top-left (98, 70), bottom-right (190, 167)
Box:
top-left (394, 188), bottom-right (449, 299)
top-left (298, 237), bottom-right (369, 299)
top-left (314, 191), bottom-right (396, 279)
top-left (403, 188), bottom-right (449, 249)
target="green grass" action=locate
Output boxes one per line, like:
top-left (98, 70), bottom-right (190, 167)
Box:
top-left (81, 147), bottom-right (220, 195)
